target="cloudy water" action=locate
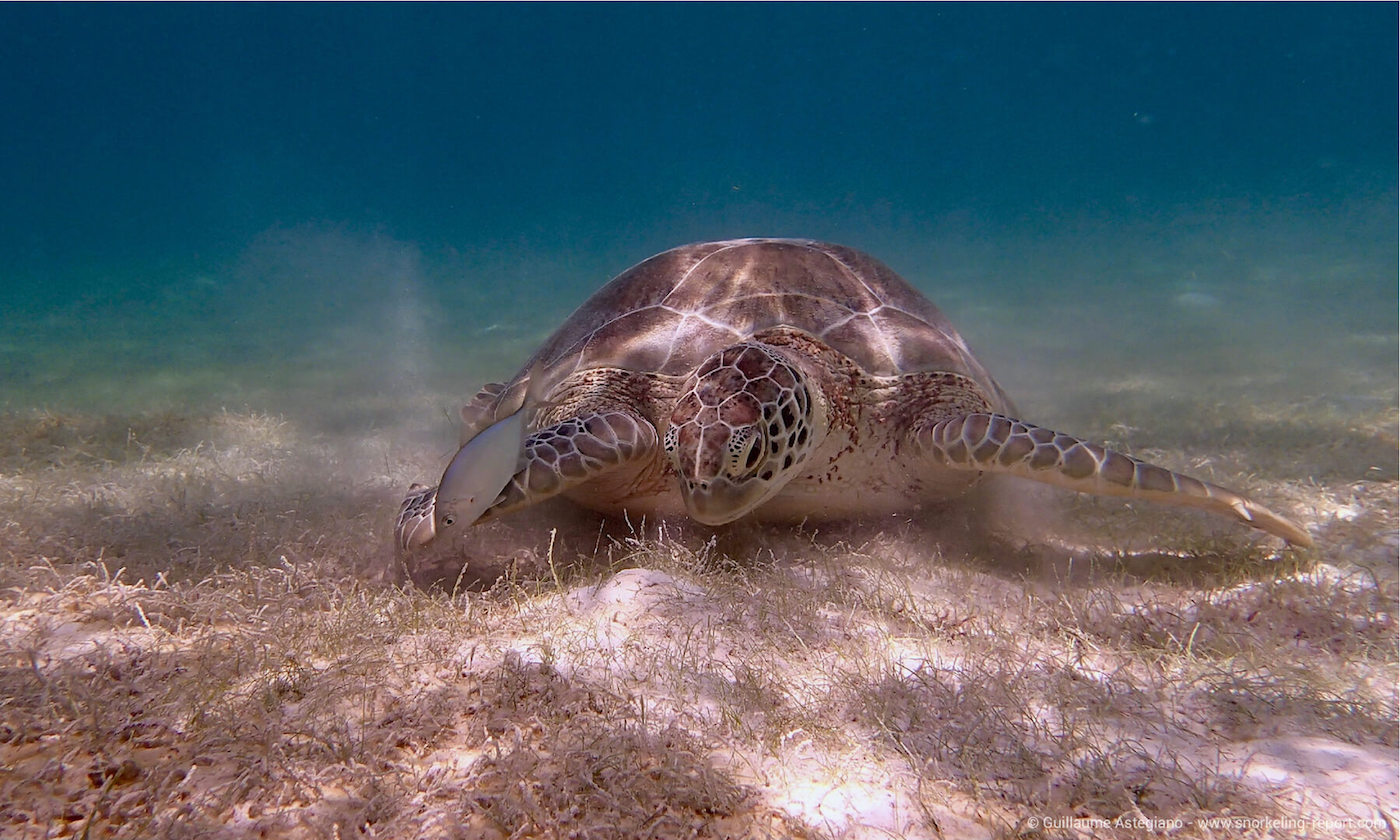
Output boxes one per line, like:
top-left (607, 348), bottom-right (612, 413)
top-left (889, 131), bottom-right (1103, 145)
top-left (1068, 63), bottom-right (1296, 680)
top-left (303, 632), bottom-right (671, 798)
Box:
top-left (0, 4), bottom-right (1394, 559)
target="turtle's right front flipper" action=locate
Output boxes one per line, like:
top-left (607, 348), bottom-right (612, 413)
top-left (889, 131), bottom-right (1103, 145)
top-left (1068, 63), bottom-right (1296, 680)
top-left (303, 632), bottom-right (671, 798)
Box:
top-left (919, 413), bottom-right (1313, 547)
top-left (490, 409), bottom-right (659, 519)
top-left (395, 408), bottom-right (658, 555)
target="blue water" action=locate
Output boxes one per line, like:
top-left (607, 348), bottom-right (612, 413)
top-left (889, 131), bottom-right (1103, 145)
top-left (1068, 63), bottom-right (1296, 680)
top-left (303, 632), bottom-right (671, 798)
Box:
top-left (1, 3), bottom-right (1395, 482)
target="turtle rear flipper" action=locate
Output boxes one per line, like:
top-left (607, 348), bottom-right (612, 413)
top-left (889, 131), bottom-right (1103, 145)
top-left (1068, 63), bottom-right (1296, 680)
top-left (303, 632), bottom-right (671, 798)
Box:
top-left (920, 413), bottom-right (1312, 547)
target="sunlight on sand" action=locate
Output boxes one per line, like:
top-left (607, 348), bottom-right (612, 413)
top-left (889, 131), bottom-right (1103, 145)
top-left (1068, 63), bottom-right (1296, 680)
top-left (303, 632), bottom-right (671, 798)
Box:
top-left (1, 216), bottom-right (1395, 837)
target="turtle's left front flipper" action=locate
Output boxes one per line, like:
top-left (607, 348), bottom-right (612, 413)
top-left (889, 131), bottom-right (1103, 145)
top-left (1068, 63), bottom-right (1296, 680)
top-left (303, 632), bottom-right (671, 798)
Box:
top-left (919, 413), bottom-right (1313, 547)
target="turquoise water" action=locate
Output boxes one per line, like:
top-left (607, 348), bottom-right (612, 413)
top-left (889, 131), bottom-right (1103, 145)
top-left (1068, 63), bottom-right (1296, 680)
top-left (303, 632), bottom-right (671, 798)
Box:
top-left (1, 4), bottom-right (1395, 567)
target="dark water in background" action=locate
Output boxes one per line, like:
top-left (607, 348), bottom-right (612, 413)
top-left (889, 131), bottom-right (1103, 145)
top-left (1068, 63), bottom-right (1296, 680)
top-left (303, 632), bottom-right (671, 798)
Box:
top-left (0, 3), bottom-right (1395, 458)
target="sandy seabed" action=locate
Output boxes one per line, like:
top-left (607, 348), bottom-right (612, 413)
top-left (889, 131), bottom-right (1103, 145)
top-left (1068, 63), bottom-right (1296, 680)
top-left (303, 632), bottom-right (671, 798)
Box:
top-left (1, 219), bottom-right (1396, 839)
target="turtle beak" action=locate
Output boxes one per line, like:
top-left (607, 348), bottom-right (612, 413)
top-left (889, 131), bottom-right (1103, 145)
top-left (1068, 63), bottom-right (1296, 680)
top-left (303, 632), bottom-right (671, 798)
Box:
top-left (681, 477), bottom-right (772, 525)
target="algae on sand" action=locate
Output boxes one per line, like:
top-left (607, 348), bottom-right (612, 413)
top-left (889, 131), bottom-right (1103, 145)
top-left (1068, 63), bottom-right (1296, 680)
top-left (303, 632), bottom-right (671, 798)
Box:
top-left (0, 377), bottom-right (1395, 838)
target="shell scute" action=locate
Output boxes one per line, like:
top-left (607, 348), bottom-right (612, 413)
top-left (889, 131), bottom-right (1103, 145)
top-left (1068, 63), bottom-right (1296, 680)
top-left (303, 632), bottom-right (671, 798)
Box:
top-left (570, 306), bottom-right (683, 377)
top-left (877, 308), bottom-right (978, 374)
top-left (502, 238), bottom-right (1003, 406)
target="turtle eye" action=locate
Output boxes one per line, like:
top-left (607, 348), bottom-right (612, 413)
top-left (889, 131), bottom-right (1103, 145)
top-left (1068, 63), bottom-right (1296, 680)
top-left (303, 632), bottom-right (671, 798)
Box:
top-left (722, 425), bottom-right (763, 478)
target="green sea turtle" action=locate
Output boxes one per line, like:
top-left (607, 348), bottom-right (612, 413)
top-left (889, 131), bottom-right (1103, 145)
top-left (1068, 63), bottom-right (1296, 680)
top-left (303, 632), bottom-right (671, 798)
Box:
top-left (396, 238), bottom-right (1311, 556)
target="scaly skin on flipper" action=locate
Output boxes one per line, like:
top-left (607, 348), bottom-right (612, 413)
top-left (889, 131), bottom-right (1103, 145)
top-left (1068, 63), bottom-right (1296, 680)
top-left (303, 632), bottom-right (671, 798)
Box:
top-left (395, 405), bottom-right (660, 550)
top-left (920, 413), bottom-right (1313, 546)
top-left (494, 408), bottom-right (659, 515)
top-left (395, 483), bottom-right (437, 552)
top-left (458, 382), bottom-right (506, 444)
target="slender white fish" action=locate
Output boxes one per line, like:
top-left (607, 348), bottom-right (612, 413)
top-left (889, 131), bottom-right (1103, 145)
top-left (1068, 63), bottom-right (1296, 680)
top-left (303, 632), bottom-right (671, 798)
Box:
top-left (434, 363), bottom-right (546, 533)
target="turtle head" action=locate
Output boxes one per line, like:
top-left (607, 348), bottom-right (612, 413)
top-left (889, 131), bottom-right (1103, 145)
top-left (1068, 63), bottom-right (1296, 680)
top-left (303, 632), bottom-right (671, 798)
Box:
top-left (663, 342), bottom-right (825, 525)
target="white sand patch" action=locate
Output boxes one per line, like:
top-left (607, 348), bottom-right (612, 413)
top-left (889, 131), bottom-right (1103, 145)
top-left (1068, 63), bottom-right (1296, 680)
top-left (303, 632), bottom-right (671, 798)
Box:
top-left (1231, 737), bottom-right (1397, 822)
